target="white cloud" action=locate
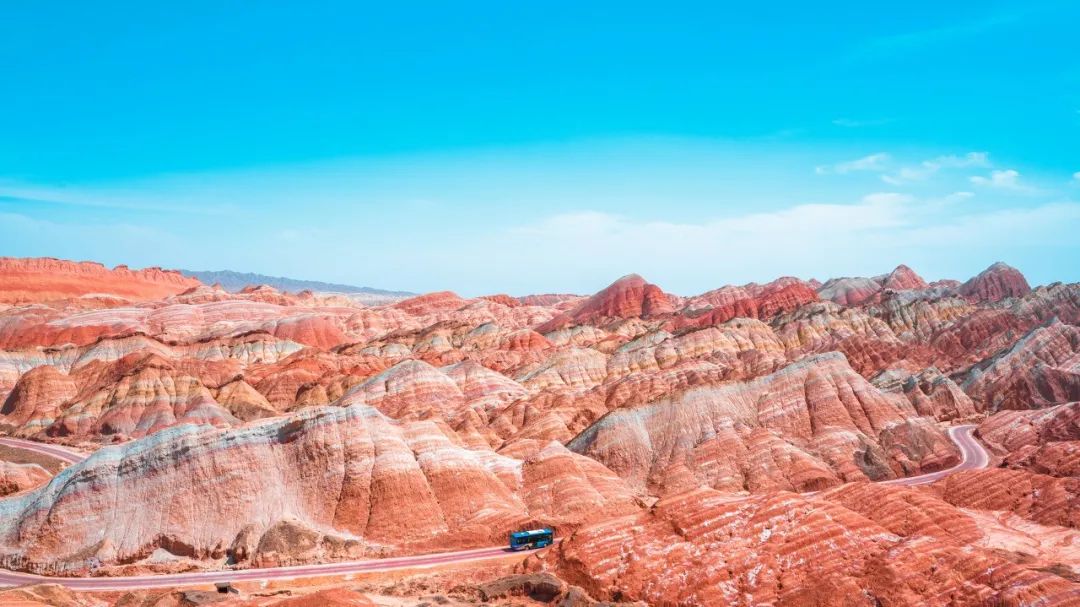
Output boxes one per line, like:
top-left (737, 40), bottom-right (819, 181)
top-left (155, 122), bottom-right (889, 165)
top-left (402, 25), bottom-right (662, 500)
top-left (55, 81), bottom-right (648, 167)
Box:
top-left (861, 192), bottom-right (914, 205)
top-left (882, 152), bottom-right (989, 185)
top-left (1073, 171), bottom-right (1080, 182)
top-left (816, 153), bottom-right (891, 175)
top-left (944, 191), bottom-right (975, 202)
top-left (970, 169), bottom-right (1027, 191)
top-left (486, 196), bottom-right (1080, 293)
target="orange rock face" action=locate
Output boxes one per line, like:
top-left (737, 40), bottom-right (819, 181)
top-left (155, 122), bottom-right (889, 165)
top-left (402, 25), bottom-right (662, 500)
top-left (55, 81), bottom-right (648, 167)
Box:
top-left (0, 257), bottom-right (201, 303)
top-left (525, 484), bottom-right (1080, 606)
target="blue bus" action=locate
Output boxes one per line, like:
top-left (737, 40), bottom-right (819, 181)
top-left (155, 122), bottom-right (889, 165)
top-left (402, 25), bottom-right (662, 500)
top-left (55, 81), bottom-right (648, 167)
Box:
top-left (508, 528), bottom-right (555, 550)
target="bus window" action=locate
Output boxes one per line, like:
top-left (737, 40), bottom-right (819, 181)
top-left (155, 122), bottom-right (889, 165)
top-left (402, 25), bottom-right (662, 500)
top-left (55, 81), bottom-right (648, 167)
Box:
top-left (508, 528), bottom-right (554, 550)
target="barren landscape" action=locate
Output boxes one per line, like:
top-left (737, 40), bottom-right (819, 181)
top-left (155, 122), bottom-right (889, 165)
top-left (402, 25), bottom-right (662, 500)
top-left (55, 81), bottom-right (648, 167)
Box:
top-left (0, 256), bottom-right (1078, 605)
top-left (5, 2), bottom-right (1080, 603)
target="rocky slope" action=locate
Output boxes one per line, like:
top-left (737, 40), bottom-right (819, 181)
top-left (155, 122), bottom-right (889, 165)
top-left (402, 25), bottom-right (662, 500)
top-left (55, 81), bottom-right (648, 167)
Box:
top-left (524, 483), bottom-right (1080, 606)
top-left (0, 461), bottom-right (50, 497)
top-left (0, 403), bottom-right (641, 574)
top-left (568, 352), bottom-right (957, 494)
top-left (964, 320), bottom-right (1080, 411)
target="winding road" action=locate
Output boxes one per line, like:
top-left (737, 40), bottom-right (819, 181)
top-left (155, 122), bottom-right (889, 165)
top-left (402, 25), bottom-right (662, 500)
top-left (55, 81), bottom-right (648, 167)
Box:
top-left (0, 424), bottom-right (991, 591)
top-left (881, 424), bottom-right (990, 486)
top-left (0, 437), bottom-right (88, 465)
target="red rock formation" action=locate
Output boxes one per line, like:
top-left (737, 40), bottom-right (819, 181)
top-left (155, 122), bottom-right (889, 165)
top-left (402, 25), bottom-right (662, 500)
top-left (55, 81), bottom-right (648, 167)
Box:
top-left (0, 257), bottom-right (201, 303)
top-left (1003, 441), bottom-right (1080, 477)
top-left (0, 404), bottom-right (640, 573)
top-left (674, 277), bottom-right (818, 328)
top-left (2, 258), bottom-right (1080, 600)
top-left (816, 264), bottom-right (929, 306)
top-left (817, 276), bottom-right (883, 306)
top-left (568, 352), bottom-right (955, 493)
top-left (963, 320), bottom-right (1080, 411)
top-left (525, 485), bottom-right (1080, 605)
top-left (872, 366), bottom-right (977, 421)
top-left (392, 291), bottom-right (468, 315)
top-left (537, 275), bottom-right (674, 333)
top-left (930, 468), bottom-right (1080, 529)
top-left (1, 366), bottom-right (78, 430)
top-left (958, 261), bottom-right (1032, 303)
top-left (0, 461), bottom-right (51, 496)
top-left (881, 263), bottom-right (929, 291)
top-left (37, 354), bottom-right (238, 439)
top-left (479, 293), bottom-right (521, 308)
top-left (975, 402), bottom-right (1080, 478)
top-left (977, 402), bottom-right (1080, 453)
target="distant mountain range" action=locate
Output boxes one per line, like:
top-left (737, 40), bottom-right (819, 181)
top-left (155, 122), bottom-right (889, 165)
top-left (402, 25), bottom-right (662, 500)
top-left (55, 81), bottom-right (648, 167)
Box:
top-left (179, 269), bottom-right (414, 297)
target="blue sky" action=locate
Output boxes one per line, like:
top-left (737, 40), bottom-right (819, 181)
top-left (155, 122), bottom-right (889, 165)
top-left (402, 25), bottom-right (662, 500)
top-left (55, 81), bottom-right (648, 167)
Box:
top-left (2, 1), bottom-right (1078, 295)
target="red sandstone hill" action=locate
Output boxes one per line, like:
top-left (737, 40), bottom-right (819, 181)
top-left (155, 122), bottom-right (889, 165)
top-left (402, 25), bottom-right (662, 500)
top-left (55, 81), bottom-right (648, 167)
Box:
top-left (959, 261), bottom-right (1032, 303)
top-left (523, 481), bottom-right (1080, 605)
top-left (0, 257), bottom-right (201, 303)
top-left (0, 404), bottom-right (642, 574)
top-left (536, 274), bottom-right (676, 333)
top-left (816, 263), bottom-right (932, 306)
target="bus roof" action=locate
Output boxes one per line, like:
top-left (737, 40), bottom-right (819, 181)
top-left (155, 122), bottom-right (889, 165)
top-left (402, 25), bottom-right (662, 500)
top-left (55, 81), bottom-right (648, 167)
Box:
top-left (510, 528), bottom-right (553, 538)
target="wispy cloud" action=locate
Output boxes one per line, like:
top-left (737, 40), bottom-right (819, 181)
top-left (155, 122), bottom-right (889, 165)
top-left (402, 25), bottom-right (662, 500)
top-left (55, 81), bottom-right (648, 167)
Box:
top-left (969, 169), bottom-right (1032, 192)
top-left (816, 153), bottom-right (891, 175)
top-left (1073, 171), bottom-right (1080, 182)
top-left (491, 195), bottom-right (1080, 292)
top-left (944, 191), bottom-right (975, 202)
top-left (882, 152), bottom-right (989, 185)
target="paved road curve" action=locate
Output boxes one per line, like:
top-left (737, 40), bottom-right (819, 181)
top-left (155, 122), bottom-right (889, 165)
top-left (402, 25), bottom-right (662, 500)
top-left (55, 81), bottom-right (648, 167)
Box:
top-left (0, 437), bottom-right (87, 465)
top-left (0, 424), bottom-right (990, 590)
top-left (879, 424), bottom-right (989, 486)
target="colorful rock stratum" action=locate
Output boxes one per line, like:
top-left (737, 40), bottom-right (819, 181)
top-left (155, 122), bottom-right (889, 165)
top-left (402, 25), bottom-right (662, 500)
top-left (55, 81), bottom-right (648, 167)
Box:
top-left (2, 257), bottom-right (1080, 605)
